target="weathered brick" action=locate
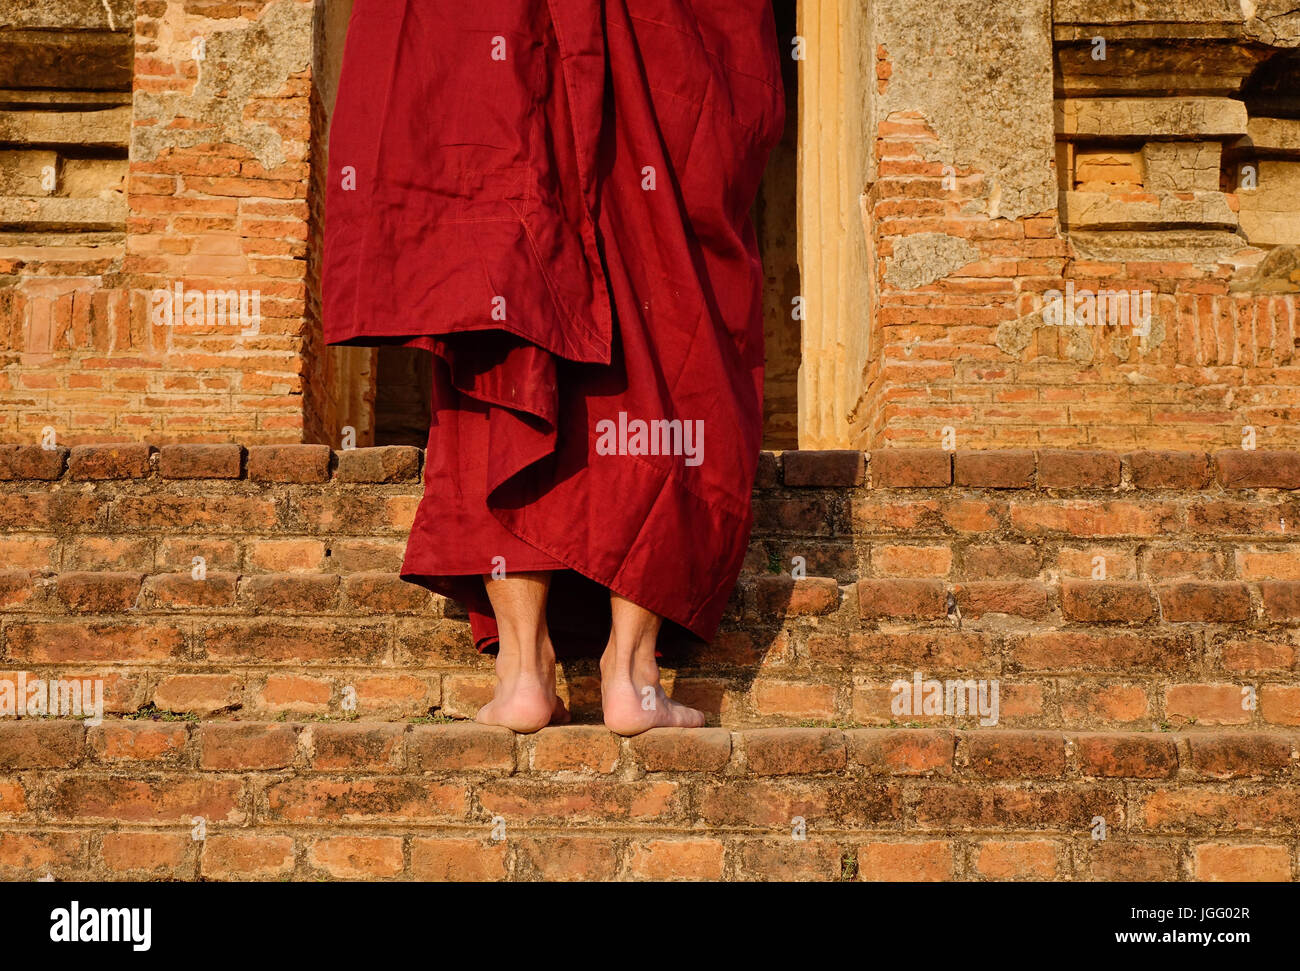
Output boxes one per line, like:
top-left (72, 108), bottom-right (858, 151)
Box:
top-left (1158, 582), bottom-right (1251, 622)
top-left (0, 444), bottom-right (66, 480)
top-left (55, 571), bottom-right (143, 612)
top-left (1186, 733), bottom-right (1292, 778)
top-left (158, 443), bottom-right (243, 479)
top-left (408, 724), bottom-right (515, 773)
top-left (198, 723), bottom-right (298, 770)
top-left (858, 578), bottom-right (946, 620)
top-left (631, 728), bottom-right (731, 772)
top-left (68, 443), bottom-right (152, 480)
top-left (1075, 733), bottom-right (1177, 778)
top-left (531, 726), bottom-right (620, 773)
top-left (847, 729), bottom-right (954, 775)
top-left (782, 449), bottom-right (865, 486)
top-left (1127, 450), bottom-right (1211, 489)
top-left (964, 732), bottom-right (1064, 778)
top-left (334, 446), bottom-right (422, 483)
top-left (954, 450), bottom-right (1035, 488)
top-left (411, 838), bottom-right (507, 881)
top-left (1037, 450), bottom-right (1120, 488)
top-left (974, 840), bottom-right (1058, 880)
top-left (246, 444), bottom-right (331, 483)
top-left (626, 839), bottom-right (726, 880)
top-left (869, 449), bottom-right (951, 487)
top-left (309, 837), bottom-right (404, 879)
top-left (858, 841), bottom-right (953, 881)
top-left (1194, 843), bottom-right (1291, 881)
top-left (1215, 450), bottom-right (1300, 489)
top-left (743, 728), bottom-right (846, 775)
top-left (1061, 580), bottom-right (1156, 623)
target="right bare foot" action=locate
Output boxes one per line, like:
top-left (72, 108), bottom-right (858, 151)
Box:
top-left (599, 650), bottom-right (706, 736)
top-left (475, 644), bottom-right (569, 733)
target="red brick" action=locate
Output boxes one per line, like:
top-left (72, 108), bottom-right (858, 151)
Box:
top-left (869, 449), bottom-right (951, 487)
top-left (51, 776), bottom-right (245, 824)
top-left (257, 674), bottom-right (332, 714)
top-left (411, 838), bottom-right (507, 881)
top-left (964, 732), bottom-right (1064, 778)
top-left (334, 446), bottom-right (422, 483)
top-left (1084, 842), bottom-right (1179, 881)
top-left (246, 444), bottom-right (331, 483)
top-left (142, 572), bottom-right (238, 608)
top-left (625, 839), bottom-right (726, 880)
top-left (1061, 580), bottom-right (1156, 623)
top-left (265, 778), bottom-right (468, 823)
top-left (1127, 450), bottom-right (1211, 489)
top-left (1014, 630), bottom-right (1195, 672)
top-left (240, 573), bottom-right (339, 612)
top-left (309, 723), bottom-right (405, 772)
top-left (1194, 843), bottom-right (1291, 881)
top-left (1075, 733), bottom-right (1177, 778)
top-left (954, 450), bottom-right (1035, 488)
top-left (847, 729), bottom-right (954, 775)
top-left (89, 722), bottom-right (188, 764)
top-left (1158, 582), bottom-right (1251, 622)
top-left (309, 837), bottom-right (404, 879)
top-left (751, 680), bottom-right (836, 719)
top-left (782, 449), bottom-right (865, 486)
top-left (100, 832), bottom-right (190, 877)
top-left (974, 840), bottom-right (1058, 879)
top-left (517, 836), bottom-right (617, 880)
top-left (1186, 733), bottom-right (1292, 778)
top-left (153, 674), bottom-right (242, 715)
top-left (201, 835), bottom-right (294, 880)
top-left (407, 724), bottom-right (515, 772)
top-left (478, 780), bottom-right (680, 823)
top-left (958, 543), bottom-right (1042, 578)
top-left (531, 726), bottom-right (620, 773)
top-left (858, 578), bottom-right (946, 620)
top-left (872, 544), bottom-right (952, 577)
top-left (952, 580), bottom-right (1049, 618)
top-left (736, 839), bottom-right (843, 881)
top-left (631, 728), bottom-right (731, 772)
top-left (1261, 686), bottom-right (1300, 726)
top-left (1037, 450), bottom-right (1121, 489)
top-left (754, 575), bottom-right (840, 617)
top-left (68, 443), bottom-right (152, 480)
top-left (1215, 450), bottom-right (1300, 489)
top-left (743, 728), bottom-right (846, 775)
top-left (54, 572), bottom-right (143, 612)
top-left (1165, 684), bottom-right (1252, 726)
top-left (0, 444), bottom-right (66, 480)
top-left (158, 443), bottom-right (243, 478)
top-left (344, 572), bottom-right (433, 613)
top-left (858, 841), bottom-right (953, 881)
top-left (1261, 582), bottom-right (1300, 622)
top-left (0, 721), bottom-right (84, 769)
top-left (198, 723), bottom-right (298, 770)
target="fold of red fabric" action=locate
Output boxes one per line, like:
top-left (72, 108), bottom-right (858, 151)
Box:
top-left (323, 0), bottom-right (785, 654)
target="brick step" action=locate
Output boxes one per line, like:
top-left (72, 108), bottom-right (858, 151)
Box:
top-left (2, 443), bottom-right (1299, 730)
top-left (1, 720), bottom-right (1298, 881)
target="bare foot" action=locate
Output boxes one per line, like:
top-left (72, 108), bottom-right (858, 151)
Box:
top-left (599, 650), bottom-right (706, 736)
top-left (476, 645), bottom-right (570, 733)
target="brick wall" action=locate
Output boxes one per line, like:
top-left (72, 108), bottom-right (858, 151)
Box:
top-left (2, 442), bottom-right (1299, 880)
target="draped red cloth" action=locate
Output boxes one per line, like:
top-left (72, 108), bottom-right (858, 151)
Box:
top-left (323, 0), bottom-right (784, 654)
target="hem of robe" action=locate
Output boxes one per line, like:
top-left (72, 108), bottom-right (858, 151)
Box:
top-left (385, 332), bottom-right (736, 659)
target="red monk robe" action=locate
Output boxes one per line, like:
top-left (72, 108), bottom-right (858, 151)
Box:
top-left (323, 0), bottom-right (785, 655)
